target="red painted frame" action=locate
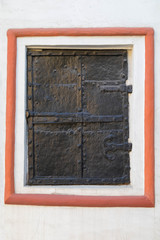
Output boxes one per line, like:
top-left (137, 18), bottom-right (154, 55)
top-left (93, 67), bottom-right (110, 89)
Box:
top-left (5, 28), bottom-right (154, 207)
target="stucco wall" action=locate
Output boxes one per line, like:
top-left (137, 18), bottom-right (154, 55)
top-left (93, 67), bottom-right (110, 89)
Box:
top-left (0, 0), bottom-right (159, 239)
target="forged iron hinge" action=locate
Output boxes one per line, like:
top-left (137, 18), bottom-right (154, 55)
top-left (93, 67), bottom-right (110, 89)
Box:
top-left (126, 85), bottom-right (133, 93)
top-left (120, 84), bottom-right (133, 93)
top-left (100, 84), bottom-right (133, 93)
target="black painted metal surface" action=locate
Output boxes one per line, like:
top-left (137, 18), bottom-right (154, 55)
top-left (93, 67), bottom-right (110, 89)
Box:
top-left (27, 49), bottom-right (132, 185)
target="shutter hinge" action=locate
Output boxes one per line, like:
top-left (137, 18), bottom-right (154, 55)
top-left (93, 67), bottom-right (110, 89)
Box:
top-left (126, 85), bottom-right (133, 93)
top-left (119, 84), bottom-right (133, 93)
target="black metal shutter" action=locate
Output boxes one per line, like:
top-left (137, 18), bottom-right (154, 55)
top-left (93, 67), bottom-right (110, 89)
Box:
top-left (27, 49), bottom-right (132, 185)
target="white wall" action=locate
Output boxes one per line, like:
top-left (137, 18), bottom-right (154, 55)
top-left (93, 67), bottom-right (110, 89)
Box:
top-left (0, 0), bottom-right (160, 239)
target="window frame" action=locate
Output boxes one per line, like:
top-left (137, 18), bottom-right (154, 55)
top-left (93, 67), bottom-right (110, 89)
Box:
top-left (5, 28), bottom-right (154, 207)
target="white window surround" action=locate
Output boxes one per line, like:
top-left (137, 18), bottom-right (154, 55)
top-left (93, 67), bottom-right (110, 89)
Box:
top-left (14, 36), bottom-right (145, 196)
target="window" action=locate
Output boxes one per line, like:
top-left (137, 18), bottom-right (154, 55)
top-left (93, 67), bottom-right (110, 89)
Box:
top-left (26, 48), bottom-right (132, 185)
top-left (5, 28), bottom-right (154, 207)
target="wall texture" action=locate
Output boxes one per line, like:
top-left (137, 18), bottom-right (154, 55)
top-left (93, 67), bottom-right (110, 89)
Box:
top-left (0, 0), bottom-right (160, 239)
